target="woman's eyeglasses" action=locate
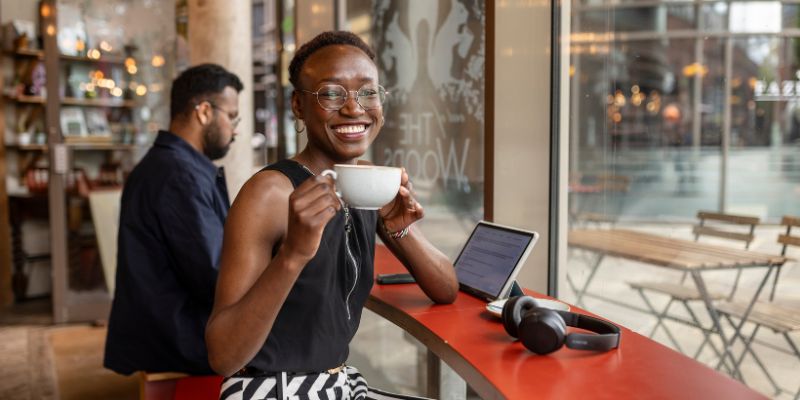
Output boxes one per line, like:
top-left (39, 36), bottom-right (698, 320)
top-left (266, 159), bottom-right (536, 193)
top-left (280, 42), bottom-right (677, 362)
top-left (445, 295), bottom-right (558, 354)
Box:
top-left (298, 84), bottom-right (388, 111)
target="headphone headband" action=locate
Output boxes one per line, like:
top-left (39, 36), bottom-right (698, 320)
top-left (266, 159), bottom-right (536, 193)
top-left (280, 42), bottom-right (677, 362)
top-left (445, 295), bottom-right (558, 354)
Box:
top-left (556, 310), bottom-right (621, 351)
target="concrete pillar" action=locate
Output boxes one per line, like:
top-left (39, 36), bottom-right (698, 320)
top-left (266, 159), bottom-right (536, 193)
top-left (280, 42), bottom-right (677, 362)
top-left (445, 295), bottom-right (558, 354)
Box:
top-left (296, 0), bottom-right (336, 45)
top-left (294, 0), bottom-right (337, 153)
top-left (494, 1), bottom-right (553, 294)
top-left (187, 0), bottom-right (254, 200)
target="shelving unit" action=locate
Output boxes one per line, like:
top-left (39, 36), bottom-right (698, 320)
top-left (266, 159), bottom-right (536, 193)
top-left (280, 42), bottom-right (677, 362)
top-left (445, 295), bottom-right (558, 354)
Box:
top-left (5, 94), bottom-right (136, 108)
top-left (5, 48), bottom-right (126, 64)
top-left (8, 142), bottom-right (137, 151)
top-left (1, 0), bottom-right (152, 322)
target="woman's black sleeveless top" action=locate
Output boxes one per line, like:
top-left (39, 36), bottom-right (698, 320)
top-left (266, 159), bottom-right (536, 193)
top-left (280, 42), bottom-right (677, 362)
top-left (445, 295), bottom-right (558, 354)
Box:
top-left (246, 159), bottom-right (377, 373)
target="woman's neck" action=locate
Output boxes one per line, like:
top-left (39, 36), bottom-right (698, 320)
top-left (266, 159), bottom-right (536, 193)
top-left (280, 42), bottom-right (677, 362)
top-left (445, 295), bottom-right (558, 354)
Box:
top-left (293, 149), bottom-right (357, 175)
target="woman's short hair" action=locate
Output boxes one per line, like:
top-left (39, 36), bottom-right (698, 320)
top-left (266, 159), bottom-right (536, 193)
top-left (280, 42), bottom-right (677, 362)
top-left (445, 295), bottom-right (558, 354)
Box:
top-left (289, 31), bottom-right (376, 89)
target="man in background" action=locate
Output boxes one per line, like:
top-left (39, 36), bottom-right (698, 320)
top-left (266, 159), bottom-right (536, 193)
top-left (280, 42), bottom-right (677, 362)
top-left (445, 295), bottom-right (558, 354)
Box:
top-left (104, 64), bottom-right (243, 375)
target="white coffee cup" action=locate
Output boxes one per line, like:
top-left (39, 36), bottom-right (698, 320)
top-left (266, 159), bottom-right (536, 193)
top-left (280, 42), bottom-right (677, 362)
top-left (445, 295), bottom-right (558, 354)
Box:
top-left (321, 164), bottom-right (401, 210)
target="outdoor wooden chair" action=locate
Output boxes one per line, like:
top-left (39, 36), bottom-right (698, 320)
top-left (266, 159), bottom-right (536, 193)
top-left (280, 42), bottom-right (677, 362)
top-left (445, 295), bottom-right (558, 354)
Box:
top-left (627, 211), bottom-right (760, 357)
top-left (713, 215), bottom-right (800, 399)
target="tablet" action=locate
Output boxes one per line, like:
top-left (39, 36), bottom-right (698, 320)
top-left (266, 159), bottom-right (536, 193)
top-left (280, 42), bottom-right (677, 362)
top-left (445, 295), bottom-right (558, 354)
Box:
top-left (454, 221), bottom-right (539, 301)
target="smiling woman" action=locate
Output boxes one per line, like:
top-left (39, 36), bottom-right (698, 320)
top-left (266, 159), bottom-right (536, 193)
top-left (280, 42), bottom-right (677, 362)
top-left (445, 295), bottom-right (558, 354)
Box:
top-left (204, 31), bottom-right (458, 400)
top-left (292, 44), bottom-right (385, 162)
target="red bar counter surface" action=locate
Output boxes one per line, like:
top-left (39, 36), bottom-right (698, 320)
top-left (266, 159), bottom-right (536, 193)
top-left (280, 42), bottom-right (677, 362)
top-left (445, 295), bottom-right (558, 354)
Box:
top-left (367, 245), bottom-right (766, 400)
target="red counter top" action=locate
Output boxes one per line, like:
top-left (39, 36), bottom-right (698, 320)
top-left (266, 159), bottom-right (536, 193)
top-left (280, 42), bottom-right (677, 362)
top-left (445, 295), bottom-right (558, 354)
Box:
top-left (368, 245), bottom-right (765, 400)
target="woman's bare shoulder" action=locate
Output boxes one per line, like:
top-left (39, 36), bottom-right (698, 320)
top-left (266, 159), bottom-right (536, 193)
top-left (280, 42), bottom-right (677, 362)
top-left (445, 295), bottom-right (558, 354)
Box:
top-left (226, 169), bottom-right (293, 243)
top-left (234, 169), bottom-right (293, 207)
top-left (228, 170), bottom-right (292, 231)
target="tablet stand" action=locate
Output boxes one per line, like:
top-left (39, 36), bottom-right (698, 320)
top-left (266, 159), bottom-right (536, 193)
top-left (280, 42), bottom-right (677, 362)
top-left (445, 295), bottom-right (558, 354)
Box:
top-left (510, 281), bottom-right (524, 297)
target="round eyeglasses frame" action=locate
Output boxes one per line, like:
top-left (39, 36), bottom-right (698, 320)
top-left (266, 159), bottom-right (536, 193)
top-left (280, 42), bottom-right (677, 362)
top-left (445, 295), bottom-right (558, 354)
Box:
top-left (298, 84), bottom-right (389, 111)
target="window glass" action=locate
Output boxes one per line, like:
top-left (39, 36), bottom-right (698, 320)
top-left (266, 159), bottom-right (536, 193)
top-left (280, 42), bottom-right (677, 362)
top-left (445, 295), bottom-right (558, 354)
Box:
top-left (562, 1), bottom-right (800, 396)
top-left (344, 2), bottom-right (486, 395)
top-left (729, 2), bottom-right (782, 33)
top-left (702, 2), bottom-right (728, 31)
top-left (364, 1), bottom-right (486, 258)
top-left (783, 3), bottom-right (800, 30)
top-left (576, 5), bottom-right (696, 33)
top-left (700, 37), bottom-right (725, 147)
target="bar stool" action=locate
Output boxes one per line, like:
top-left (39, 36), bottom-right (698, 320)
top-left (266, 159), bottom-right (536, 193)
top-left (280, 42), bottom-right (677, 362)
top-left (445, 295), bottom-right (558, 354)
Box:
top-left (139, 372), bottom-right (222, 400)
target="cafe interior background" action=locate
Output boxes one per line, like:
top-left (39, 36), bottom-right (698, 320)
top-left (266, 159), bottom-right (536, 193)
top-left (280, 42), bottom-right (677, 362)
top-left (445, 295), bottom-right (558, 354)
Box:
top-left (0, 0), bottom-right (797, 398)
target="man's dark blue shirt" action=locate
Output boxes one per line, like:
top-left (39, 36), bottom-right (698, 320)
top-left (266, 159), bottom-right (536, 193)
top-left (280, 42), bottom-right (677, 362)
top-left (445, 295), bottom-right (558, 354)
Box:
top-left (104, 131), bottom-right (229, 375)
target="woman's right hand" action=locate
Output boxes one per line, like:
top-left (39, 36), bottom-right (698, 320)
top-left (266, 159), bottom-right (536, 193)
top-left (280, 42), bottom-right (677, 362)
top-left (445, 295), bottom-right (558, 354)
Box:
top-left (281, 175), bottom-right (342, 262)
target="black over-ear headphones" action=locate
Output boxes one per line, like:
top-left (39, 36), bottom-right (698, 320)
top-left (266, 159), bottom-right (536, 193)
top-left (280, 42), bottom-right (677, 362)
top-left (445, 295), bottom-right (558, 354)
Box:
top-left (502, 296), bottom-right (621, 355)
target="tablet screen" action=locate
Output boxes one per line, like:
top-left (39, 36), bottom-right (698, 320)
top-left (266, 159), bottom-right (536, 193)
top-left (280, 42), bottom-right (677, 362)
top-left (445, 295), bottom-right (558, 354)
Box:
top-left (455, 222), bottom-right (537, 301)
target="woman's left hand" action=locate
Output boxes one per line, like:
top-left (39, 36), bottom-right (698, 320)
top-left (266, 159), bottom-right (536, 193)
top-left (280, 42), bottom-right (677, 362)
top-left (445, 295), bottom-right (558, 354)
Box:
top-left (379, 168), bottom-right (423, 233)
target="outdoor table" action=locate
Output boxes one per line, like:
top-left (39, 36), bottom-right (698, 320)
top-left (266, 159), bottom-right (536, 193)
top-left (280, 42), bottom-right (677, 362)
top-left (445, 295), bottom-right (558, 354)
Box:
top-left (567, 228), bottom-right (787, 380)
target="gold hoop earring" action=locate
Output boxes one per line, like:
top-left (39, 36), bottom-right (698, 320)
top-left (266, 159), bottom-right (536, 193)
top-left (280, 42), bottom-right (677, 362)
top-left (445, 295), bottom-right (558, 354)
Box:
top-left (294, 118), bottom-right (305, 133)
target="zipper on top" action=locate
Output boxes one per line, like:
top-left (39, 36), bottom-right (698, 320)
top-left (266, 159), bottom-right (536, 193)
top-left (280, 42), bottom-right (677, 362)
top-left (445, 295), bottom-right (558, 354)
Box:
top-left (343, 205), bottom-right (359, 320)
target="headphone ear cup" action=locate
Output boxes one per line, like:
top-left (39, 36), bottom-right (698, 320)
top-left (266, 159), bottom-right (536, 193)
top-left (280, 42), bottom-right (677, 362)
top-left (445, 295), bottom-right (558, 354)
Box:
top-left (502, 296), bottom-right (537, 338)
top-left (518, 308), bottom-right (567, 355)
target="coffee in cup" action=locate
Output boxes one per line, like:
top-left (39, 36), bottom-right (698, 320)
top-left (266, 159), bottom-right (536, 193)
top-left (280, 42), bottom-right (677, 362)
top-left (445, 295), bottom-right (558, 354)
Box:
top-left (321, 164), bottom-right (401, 210)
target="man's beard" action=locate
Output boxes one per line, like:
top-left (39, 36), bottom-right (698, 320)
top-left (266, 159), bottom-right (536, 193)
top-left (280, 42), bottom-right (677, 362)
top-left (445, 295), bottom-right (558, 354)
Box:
top-left (203, 122), bottom-right (234, 160)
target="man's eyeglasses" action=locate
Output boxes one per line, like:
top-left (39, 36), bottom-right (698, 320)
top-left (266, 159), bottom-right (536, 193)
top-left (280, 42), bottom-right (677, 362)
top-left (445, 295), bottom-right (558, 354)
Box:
top-left (298, 84), bottom-right (388, 111)
top-left (209, 103), bottom-right (242, 129)
top-left (196, 101), bottom-right (242, 129)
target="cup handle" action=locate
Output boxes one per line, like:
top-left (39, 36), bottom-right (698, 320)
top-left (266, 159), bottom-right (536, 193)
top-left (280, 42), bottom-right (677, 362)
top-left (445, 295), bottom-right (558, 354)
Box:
top-left (320, 169), bottom-right (337, 180)
top-left (320, 169), bottom-right (342, 198)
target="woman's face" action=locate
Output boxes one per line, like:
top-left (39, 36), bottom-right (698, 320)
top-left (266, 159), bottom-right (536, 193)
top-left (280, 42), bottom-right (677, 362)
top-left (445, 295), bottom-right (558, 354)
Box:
top-left (293, 45), bottom-right (383, 163)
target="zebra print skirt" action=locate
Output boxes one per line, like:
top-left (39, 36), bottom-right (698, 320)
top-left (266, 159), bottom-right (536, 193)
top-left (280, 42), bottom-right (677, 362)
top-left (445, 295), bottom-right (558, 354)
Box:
top-left (219, 365), bottom-right (430, 400)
